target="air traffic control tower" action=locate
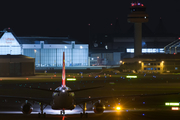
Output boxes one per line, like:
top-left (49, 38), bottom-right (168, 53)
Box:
top-left (127, 2), bottom-right (149, 56)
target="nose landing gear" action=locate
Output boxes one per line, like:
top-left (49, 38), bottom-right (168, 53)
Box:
top-left (60, 109), bottom-right (65, 116)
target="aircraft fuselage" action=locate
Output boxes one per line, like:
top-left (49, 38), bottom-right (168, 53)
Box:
top-left (51, 89), bottom-right (75, 110)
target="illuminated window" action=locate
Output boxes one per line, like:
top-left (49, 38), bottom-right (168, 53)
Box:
top-left (151, 68), bottom-right (153, 70)
top-left (175, 67), bottom-right (178, 70)
top-left (154, 68), bottom-right (157, 70)
top-left (148, 63), bottom-right (150, 66)
top-left (147, 68), bottom-right (150, 70)
top-left (126, 48), bottom-right (164, 53)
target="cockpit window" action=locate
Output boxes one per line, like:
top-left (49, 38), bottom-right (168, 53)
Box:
top-left (54, 86), bottom-right (72, 91)
top-left (52, 86), bottom-right (72, 97)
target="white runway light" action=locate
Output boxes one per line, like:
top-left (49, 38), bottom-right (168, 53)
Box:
top-left (171, 107), bottom-right (179, 110)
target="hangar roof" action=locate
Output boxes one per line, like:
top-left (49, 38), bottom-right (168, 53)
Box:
top-left (0, 28), bottom-right (82, 44)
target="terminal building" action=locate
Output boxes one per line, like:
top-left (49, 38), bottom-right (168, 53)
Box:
top-left (89, 2), bottom-right (180, 69)
top-left (0, 28), bottom-right (89, 68)
top-left (121, 54), bottom-right (180, 73)
top-left (89, 18), bottom-right (179, 66)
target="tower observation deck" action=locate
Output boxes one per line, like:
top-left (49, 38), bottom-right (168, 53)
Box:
top-left (127, 2), bottom-right (149, 56)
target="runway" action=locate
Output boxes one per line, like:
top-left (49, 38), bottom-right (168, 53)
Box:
top-left (0, 103), bottom-right (178, 120)
top-left (0, 109), bottom-right (180, 120)
top-left (1, 73), bottom-right (180, 120)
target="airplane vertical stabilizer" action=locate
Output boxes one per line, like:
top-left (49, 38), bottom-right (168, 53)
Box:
top-left (62, 52), bottom-right (66, 87)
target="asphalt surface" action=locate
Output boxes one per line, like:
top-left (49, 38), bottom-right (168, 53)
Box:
top-left (0, 110), bottom-right (180, 120)
top-left (0, 73), bottom-right (180, 120)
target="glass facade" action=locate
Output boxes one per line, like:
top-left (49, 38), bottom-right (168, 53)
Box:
top-left (127, 48), bottom-right (164, 53)
top-left (23, 47), bottom-right (88, 67)
top-left (73, 49), bottom-right (88, 66)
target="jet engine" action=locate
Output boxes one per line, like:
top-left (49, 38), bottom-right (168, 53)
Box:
top-left (93, 102), bottom-right (105, 114)
top-left (21, 102), bottom-right (33, 114)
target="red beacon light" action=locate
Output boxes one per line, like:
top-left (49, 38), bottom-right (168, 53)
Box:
top-left (131, 2), bottom-right (144, 7)
top-left (174, 53), bottom-right (176, 55)
top-left (178, 37), bottom-right (180, 40)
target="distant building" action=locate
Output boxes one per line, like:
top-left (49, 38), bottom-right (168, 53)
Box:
top-left (89, 18), bottom-right (179, 65)
top-left (0, 28), bottom-right (89, 68)
top-left (0, 55), bottom-right (35, 76)
top-left (121, 54), bottom-right (180, 73)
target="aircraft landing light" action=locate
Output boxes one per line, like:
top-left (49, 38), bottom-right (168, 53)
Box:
top-left (171, 107), bottom-right (179, 110)
top-left (116, 106), bottom-right (121, 110)
top-left (67, 78), bottom-right (76, 81)
top-left (126, 76), bottom-right (137, 78)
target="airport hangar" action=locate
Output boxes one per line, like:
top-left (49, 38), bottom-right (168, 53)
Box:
top-left (0, 28), bottom-right (89, 75)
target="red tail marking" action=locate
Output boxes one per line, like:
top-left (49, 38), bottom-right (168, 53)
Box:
top-left (62, 52), bottom-right (66, 87)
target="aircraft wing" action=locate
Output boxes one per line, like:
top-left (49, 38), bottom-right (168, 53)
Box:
top-left (0, 95), bottom-right (52, 105)
top-left (75, 92), bottom-right (180, 105)
top-left (26, 86), bottom-right (104, 92)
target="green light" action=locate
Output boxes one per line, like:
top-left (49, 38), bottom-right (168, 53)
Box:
top-left (67, 78), bottom-right (76, 81)
top-left (126, 76), bottom-right (137, 78)
top-left (165, 102), bottom-right (179, 106)
top-left (109, 82), bottom-right (115, 84)
top-left (165, 103), bottom-right (169, 106)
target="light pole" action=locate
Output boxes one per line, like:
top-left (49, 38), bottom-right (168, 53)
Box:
top-left (34, 49), bottom-right (37, 66)
top-left (97, 56), bottom-right (99, 66)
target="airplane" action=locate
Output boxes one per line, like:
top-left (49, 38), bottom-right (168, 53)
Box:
top-left (0, 52), bottom-right (180, 118)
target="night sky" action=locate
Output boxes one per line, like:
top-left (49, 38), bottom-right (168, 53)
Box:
top-left (1, 0), bottom-right (180, 43)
